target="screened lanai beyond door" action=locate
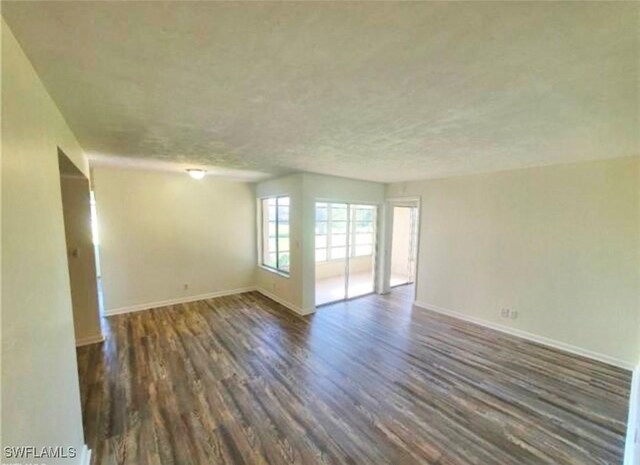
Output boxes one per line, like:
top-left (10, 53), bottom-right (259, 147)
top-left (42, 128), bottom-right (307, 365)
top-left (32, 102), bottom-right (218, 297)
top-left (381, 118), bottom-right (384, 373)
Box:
top-left (315, 202), bottom-right (377, 306)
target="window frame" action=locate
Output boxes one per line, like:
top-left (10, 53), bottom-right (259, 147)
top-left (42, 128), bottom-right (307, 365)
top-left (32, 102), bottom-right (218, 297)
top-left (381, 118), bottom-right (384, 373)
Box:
top-left (259, 195), bottom-right (291, 277)
top-left (315, 202), bottom-right (377, 263)
top-left (350, 206), bottom-right (375, 258)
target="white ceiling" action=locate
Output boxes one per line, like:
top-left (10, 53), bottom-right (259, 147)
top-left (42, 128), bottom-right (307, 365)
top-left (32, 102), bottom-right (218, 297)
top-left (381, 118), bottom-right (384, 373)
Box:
top-left (3, 1), bottom-right (638, 182)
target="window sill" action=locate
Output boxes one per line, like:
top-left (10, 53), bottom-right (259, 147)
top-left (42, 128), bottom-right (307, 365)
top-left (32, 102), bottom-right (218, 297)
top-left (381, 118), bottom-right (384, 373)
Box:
top-left (258, 265), bottom-right (290, 278)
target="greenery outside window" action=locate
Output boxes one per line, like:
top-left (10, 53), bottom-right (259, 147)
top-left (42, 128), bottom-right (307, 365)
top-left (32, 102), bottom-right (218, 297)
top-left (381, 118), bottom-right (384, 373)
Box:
top-left (261, 196), bottom-right (290, 274)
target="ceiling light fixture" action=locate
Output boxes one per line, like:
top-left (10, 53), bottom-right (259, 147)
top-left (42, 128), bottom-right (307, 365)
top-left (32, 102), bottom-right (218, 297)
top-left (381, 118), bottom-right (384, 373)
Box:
top-left (186, 169), bottom-right (206, 180)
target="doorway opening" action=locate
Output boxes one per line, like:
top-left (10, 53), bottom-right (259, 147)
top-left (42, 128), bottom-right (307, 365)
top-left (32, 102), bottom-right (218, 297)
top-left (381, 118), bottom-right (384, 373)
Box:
top-left (314, 202), bottom-right (377, 306)
top-left (89, 190), bottom-right (105, 315)
top-left (58, 149), bottom-right (103, 346)
top-left (389, 204), bottom-right (419, 288)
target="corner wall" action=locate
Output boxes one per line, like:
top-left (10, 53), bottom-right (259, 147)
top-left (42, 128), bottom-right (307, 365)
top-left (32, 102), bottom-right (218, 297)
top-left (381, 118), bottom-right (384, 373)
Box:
top-left (92, 166), bottom-right (257, 314)
top-left (387, 157), bottom-right (640, 368)
top-left (254, 174), bottom-right (304, 311)
top-left (254, 173), bottom-right (386, 313)
top-left (2, 19), bottom-right (88, 464)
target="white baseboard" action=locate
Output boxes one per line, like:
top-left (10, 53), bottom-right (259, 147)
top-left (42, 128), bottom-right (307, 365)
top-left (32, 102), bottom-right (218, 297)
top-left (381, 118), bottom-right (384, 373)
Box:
top-left (625, 366), bottom-right (640, 465)
top-left (104, 286), bottom-right (316, 318)
top-left (414, 300), bottom-right (634, 370)
top-left (76, 333), bottom-right (105, 347)
top-left (104, 286), bottom-right (256, 316)
top-left (79, 444), bottom-right (91, 465)
top-left (256, 288), bottom-right (315, 316)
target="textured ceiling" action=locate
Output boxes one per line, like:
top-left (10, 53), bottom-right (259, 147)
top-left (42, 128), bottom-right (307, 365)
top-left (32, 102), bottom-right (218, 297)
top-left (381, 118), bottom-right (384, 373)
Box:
top-left (3, 1), bottom-right (638, 182)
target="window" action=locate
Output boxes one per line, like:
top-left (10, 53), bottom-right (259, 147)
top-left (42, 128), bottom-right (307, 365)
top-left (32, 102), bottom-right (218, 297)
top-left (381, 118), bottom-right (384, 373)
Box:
top-left (351, 205), bottom-right (375, 257)
top-left (316, 202), bottom-right (347, 261)
top-left (315, 203), bottom-right (376, 262)
top-left (261, 196), bottom-right (290, 274)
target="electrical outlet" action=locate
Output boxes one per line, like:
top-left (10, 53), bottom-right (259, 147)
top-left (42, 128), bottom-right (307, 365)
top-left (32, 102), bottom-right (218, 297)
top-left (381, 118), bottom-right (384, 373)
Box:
top-left (183, 283), bottom-right (189, 290)
top-left (500, 308), bottom-right (510, 318)
top-left (510, 310), bottom-right (518, 319)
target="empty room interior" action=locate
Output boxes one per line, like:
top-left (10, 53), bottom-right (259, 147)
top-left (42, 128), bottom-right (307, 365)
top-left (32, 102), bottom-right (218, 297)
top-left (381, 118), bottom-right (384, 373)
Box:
top-left (2, 2), bottom-right (639, 465)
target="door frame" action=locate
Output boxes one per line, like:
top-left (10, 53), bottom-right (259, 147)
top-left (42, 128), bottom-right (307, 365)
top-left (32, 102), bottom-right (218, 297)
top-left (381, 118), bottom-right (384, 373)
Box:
top-left (382, 196), bottom-right (421, 302)
top-left (57, 148), bottom-right (104, 346)
top-left (313, 199), bottom-right (380, 307)
top-left (389, 205), bottom-right (418, 288)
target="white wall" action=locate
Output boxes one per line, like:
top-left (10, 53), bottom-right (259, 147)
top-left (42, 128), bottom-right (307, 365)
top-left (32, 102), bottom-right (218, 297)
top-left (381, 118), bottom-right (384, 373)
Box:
top-left (2, 19), bottom-right (88, 464)
top-left (387, 157), bottom-right (640, 367)
top-left (92, 166), bottom-right (257, 313)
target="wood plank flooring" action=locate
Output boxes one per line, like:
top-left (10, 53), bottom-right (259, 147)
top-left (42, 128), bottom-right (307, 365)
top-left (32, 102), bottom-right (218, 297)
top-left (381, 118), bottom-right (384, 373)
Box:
top-left (77, 286), bottom-right (631, 465)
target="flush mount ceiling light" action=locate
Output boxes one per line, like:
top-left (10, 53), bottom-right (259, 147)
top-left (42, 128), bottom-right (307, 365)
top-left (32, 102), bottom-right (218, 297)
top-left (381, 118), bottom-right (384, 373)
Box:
top-left (186, 169), bottom-right (206, 180)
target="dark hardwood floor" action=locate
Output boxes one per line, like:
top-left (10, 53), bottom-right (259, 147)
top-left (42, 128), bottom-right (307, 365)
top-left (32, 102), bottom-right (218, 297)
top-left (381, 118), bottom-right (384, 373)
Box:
top-left (77, 286), bottom-right (631, 465)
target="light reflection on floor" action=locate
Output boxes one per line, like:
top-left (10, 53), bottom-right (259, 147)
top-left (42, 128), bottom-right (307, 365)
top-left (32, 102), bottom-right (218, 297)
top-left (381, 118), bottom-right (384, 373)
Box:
top-left (315, 272), bottom-right (413, 306)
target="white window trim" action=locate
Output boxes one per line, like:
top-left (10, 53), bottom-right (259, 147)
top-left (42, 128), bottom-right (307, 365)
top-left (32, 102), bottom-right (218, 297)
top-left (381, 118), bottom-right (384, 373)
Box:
top-left (258, 195), bottom-right (291, 277)
top-left (315, 203), bottom-right (376, 263)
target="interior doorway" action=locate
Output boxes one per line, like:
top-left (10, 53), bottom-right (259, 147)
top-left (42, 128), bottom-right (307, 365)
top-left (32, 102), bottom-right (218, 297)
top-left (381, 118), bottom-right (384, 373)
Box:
top-left (58, 149), bottom-right (103, 346)
top-left (315, 202), bottom-right (377, 306)
top-left (89, 190), bottom-right (105, 314)
top-left (389, 204), bottom-right (419, 288)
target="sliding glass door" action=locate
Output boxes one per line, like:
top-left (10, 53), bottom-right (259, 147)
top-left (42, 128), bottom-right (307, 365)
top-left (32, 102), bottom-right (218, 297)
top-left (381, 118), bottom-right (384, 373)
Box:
top-left (315, 202), bottom-right (377, 306)
top-left (315, 202), bottom-right (348, 305)
top-left (347, 204), bottom-right (376, 299)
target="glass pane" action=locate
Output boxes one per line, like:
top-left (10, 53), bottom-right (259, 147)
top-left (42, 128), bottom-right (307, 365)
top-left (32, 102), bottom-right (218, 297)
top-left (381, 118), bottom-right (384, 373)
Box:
top-left (316, 235), bottom-right (327, 248)
top-left (316, 202), bottom-right (328, 208)
top-left (331, 221), bottom-right (347, 233)
top-left (348, 251), bottom-right (374, 298)
top-left (278, 253), bottom-right (290, 272)
top-left (277, 206), bottom-right (289, 222)
top-left (355, 221), bottom-right (372, 232)
top-left (316, 207), bottom-right (328, 222)
top-left (278, 237), bottom-right (290, 252)
top-left (262, 196), bottom-right (291, 271)
top-left (355, 208), bottom-right (374, 221)
top-left (315, 222), bottom-right (328, 235)
top-left (348, 205), bottom-right (375, 299)
top-left (277, 219), bottom-right (289, 232)
top-left (331, 233), bottom-right (346, 247)
top-left (332, 207), bottom-right (347, 221)
top-left (331, 247), bottom-right (346, 259)
top-left (262, 199), bottom-right (271, 267)
top-left (354, 245), bottom-right (373, 256)
top-left (315, 248), bottom-right (327, 262)
top-left (355, 233), bottom-right (372, 245)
